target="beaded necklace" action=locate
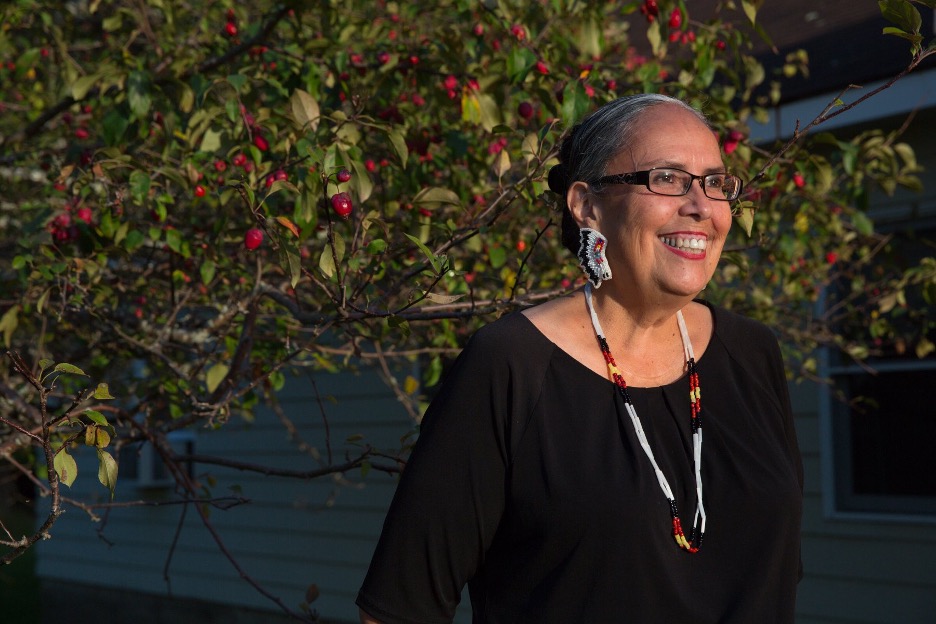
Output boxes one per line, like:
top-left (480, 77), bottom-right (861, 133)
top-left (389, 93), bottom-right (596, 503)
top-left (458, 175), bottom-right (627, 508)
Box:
top-left (583, 283), bottom-right (706, 553)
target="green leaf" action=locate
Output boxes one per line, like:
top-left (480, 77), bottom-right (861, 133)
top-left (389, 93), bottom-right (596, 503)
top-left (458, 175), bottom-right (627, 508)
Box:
top-left (387, 315), bottom-right (410, 338)
top-left (506, 47), bottom-right (536, 83)
top-left (85, 409), bottom-right (109, 426)
top-left (852, 211), bottom-right (874, 236)
top-left (289, 89), bottom-right (321, 131)
top-left (127, 70), bottom-right (152, 120)
top-left (878, 0), bottom-right (922, 34)
top-left (366, 239), bottom-right (388, 254)
top-left (388, 129), bottom-right (408, 168)
top-left (97, 448), bottom-right (118, 499)
top-left (405, 233), bottom-right (442, 273)
top-left (742, 0), bottom-right (764, 24)
top-left (102, 109), bottom-right (130, 146)
top-left (71, 73), bottom-right (101, 100)
top-left (205, 363), bottom-right (230, 393)
top-left (489, 245), bottom-right (507, 269)
top-left (38, 359), bottom-right (54, 372)
top-left (286, 247), bottom-right (302, 289)
top-left (413, 187), bottom-right (461, 209)
top-left (319, 233), bottom-right (346, 279)
top-left (53, 363), bottom-right (87, 376)
top-left (0, 305), bottom-right (19, 348)
top-left (129, 170), bottom-right (151, 205)
top-left (200, 128), bottom-right (222, 153)
top-left (735, 202), bottom-right (756, 237)
top-left (350, 158), bottom-right (374, 202)
top-left (200, 259), bottom-right (216, 285)
top-left (165, 228), bottom-right (182, 254)
top-left (477, 94), bottom-right (501, 132)
top-left (54, 450), bottom-right (78, 488)
top-left (560, 82), bottom-right (590, 127)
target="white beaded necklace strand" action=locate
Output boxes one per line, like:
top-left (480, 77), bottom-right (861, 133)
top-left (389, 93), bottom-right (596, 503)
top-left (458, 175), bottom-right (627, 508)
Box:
top-left (584, 283), bottom-right (707, 552)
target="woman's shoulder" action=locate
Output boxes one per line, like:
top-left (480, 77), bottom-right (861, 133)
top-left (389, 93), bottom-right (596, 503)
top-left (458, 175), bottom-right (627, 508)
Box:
top-left (708, 303), bottom-right (778, 346)
top-left (706, 302), bottom-right (785, 376)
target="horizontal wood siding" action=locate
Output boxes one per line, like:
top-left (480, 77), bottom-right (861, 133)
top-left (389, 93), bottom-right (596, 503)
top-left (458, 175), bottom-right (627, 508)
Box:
top-left (34, 366), bottom-right (474, 623)
top-left (792, 379), bottom-right (936, 624)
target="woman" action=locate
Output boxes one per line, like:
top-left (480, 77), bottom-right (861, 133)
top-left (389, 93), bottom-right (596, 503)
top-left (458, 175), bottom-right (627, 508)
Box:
top-left (357, 94), bottom-right (803, 623)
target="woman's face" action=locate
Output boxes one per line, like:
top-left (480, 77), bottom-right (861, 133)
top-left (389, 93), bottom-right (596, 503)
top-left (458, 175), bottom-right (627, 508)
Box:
top-left (586, 104), bottom-right (733, 302)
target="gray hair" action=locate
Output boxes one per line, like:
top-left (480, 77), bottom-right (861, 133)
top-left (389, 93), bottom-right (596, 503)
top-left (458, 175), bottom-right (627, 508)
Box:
top-left (548, 94), bottom-right (712, 254)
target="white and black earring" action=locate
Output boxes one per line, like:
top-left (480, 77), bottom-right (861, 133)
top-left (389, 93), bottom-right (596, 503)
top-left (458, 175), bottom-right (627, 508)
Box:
top-left (577, 228), bottom-right (612, 288)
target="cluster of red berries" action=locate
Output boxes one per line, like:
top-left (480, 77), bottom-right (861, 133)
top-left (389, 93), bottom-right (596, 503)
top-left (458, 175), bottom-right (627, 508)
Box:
top-left (640, 0), bottom-right (660, 21)
top-left (331, 169), bottom-right (354, 219)
top-left (48, 203), bottom-right (93, 243)
top-left (723, 129), bottom-right (745, 155)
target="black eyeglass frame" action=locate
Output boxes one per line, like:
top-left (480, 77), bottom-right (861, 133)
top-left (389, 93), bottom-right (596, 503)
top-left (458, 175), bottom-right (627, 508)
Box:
top-left (593, 168), bottom-right (744, 203)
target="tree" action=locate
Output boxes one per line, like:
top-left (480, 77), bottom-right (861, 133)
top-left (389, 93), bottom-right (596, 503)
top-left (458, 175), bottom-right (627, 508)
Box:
top-left (1, 0), bottom-right (934, 620)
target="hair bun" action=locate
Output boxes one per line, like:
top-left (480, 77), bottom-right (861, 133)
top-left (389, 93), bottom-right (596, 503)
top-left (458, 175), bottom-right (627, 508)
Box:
top-left (547, 163), bottom-right (568, 194)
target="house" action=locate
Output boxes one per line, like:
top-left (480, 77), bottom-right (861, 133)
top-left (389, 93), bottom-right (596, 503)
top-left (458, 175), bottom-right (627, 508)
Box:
top-left (31, 3), bottom-right (936, 623)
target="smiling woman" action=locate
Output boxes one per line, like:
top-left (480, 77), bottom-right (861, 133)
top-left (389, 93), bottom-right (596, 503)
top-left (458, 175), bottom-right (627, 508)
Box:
top-left (356, 94), bottom-right (803, 624)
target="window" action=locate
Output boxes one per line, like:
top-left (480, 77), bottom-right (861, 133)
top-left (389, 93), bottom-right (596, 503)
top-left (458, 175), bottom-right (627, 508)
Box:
top-left (118, 431), bottom-right (195, 490)
top-left (825, 213), bottom-right (936, 519)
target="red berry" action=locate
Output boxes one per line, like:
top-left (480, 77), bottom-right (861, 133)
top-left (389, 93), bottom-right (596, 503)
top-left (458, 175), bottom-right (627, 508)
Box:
top-left (75, 127), bottom-right (89, 139)
top-left (716, 40), bottom-right (727, 51)
top-left (274, 169), bottom-right (288, 181)
top-left (224, 22), bottom-right (238, 37)
top-left (331, 192), bottom-right (353, 218)
top-left (516, 240), bottom-right (527, 252)
top-left (668, 8), bottom-right (682, 29)
top-left (535, 61), bottom-right (549, 75)
top-left (510, 24), bottom-right (526, 41)
top-left (365, 159), bottom-right (376, 173)
top-left (826, 252), bottom-right (838, 265)
top-left (518, 101), bottom-right (534, 119)
top-left (473, 23), bottom-right (484, 36)
top-left (444, 75), bottom-right (458, 90)
top-left (336, 169), bottom-right (352, 183)
top-left (214, 159), bottom-right (227, 172)
top-left (244, 228), bottom-right (263, 250)
top-left (793, 173), bottom-right (805, 188)
top-left (194, 185), bottom-right (206, 197)
top-left (377, 51), bottom-right (390, 65)
top-left (253, 134), bottom-right (269, 151)
top-left (76, 206), bottom-right (93, 224)
top-left (232, 153), bottom-right (247, 167)
top-left (412, 93), bottom-right (426, 106)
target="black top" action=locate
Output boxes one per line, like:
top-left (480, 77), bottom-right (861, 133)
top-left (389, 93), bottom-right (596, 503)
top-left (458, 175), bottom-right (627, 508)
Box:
top-left (357, 304), bottom-right (803, 624)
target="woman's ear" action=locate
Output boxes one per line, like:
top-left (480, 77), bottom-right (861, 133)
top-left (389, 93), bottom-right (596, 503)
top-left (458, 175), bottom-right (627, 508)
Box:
top-left (567, 180), bottom-right (599, 229)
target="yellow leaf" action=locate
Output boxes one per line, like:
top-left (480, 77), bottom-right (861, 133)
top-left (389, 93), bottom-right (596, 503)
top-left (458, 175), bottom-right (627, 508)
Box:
top-left (97, 449), bottom-right (118, 499)
top-left (276, 216), bottom-right (300, 238)
top-left (403, 375), bottom-right (419, 394)
top-left (205, 363), bottom-right (230, 393)
top-left (54, 450), bottom-right (78, 487)
top-left (493, 150), bottom-right (511, 179)
top-left (0, 304), bottom-right (19, 348)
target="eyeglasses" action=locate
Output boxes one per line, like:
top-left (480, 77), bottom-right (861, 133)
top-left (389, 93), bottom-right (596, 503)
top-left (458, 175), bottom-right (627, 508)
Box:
top-left (594, 168), bottom-right (744, 202)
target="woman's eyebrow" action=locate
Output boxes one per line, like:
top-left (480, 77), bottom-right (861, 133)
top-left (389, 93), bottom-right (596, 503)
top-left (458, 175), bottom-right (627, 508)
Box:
top-left (640, 160), bottom-right (728, 174)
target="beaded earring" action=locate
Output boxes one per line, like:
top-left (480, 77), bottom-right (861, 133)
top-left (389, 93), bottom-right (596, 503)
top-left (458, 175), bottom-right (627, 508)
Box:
top-left (577, 227), bottom-right (612, 288)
